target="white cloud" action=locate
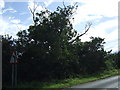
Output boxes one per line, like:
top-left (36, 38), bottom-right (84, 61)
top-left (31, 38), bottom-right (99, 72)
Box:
top-left (8, 16), bottom-right (15, 20)
top-left (3, 8), bottom-right (17, 13)
top-left (79, 18), bottom-right (118, 52)
top-left (0, 7), bottom-right (17, 14)
top-left (19, 12), bottom-right (27, 15)
top-left (71, 0), bottom-right (119, 26)
top-left (105, 29), bottom-right (118, 42)
top-left (0, 17), bottom-right (8, 35)
top-left (80, 19), bottom-right (117, 41)
top-left (104, 40), bottom-right (118, 53)
top-left (11, 19), bottom-right (20, 24)
top-left (28, 0), bottom-right (54, 7)
top-left (0, 0), bottom-right (5, 14)
top-left (42, 0), bottom-right (54, 7)
top-left (0, 17), bottom-right (28, 38)
top-left (0, 0), bottom-right (4, 8)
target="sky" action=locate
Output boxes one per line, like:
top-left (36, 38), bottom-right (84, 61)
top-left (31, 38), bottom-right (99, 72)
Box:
top-left (0, 0), bottom-right (119, 53)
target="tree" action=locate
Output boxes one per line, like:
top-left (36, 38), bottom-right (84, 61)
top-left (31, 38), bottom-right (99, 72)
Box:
top-left (105, 51), bottom-right (120, 69)
top-left (16, 3), bottom-right (92, 80)
top-left (76, 37), bottom-right (108, 74)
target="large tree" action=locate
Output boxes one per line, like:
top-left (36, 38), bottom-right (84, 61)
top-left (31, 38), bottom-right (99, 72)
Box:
top-left (16, 3), bottom-right (92, 80)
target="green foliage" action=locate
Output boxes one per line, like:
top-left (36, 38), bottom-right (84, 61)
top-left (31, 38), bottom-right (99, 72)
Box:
top-left (105, 51), bottom-right (120, 69)
top-left (2, 35), bottom-right (15, 86)
top-left (76, 37), bottom-right (108, 74)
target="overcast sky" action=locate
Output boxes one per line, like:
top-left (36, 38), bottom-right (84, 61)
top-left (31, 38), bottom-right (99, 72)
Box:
top-left (0, 0), bottom-right (119, 53)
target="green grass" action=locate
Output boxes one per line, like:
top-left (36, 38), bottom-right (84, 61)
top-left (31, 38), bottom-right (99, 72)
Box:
top-left (10, 69), bottom-right (119, 89)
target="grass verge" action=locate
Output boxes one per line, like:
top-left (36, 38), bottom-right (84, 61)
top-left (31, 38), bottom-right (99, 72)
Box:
top-left (9, 69), bottom-right (119, 89)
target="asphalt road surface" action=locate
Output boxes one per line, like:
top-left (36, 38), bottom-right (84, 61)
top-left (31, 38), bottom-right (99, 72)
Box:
top-left (63, 75), bottom-right (119, 90)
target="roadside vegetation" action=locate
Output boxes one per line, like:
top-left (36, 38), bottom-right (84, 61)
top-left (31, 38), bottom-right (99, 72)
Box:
top-left (2, 3), bottom-right (120, 89)
top-left (15, 69), bottom-right (119, 89)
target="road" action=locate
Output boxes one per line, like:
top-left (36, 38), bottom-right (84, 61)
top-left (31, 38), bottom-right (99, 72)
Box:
top-left (63, 75), bottom-right (119, 90)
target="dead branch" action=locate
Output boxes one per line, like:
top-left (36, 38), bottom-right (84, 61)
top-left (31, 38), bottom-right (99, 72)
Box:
top-left (70, 22), bottom-right (92, 43)
top-left (29, 1), bottom-right (38, 23)
top-left (79, 22), bottom-right (92, 37)
top-left (63, 1), bottom-right (66, 9)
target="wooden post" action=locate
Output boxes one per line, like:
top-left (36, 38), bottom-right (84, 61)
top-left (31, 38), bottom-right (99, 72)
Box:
top-left (12, 64), bottom-right (14, 88)
top-left (15, 64), bottom-right (17, 86)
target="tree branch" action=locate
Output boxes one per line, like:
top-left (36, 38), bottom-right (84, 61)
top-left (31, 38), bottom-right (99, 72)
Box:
top-left (70, 22), bottom-right (92, 43)
top-left (29, 2), bottom-right (38, 23)
top-left (79, 22), bottom-right (92, 37)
